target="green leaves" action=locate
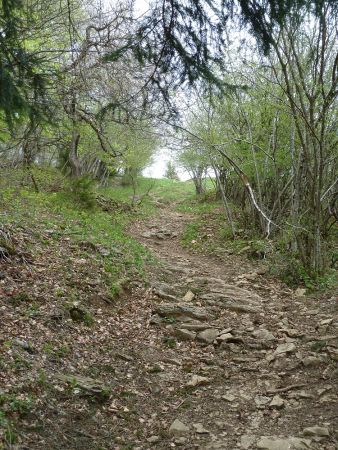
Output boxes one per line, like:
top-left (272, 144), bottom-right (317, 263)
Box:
top-left (0, 0), bottom-right (49, 125)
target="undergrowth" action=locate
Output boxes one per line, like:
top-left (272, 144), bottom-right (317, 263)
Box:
top-left (179, 189), bottom-right (337, 291)
top-left (0, 167), bottom-right (153, 296)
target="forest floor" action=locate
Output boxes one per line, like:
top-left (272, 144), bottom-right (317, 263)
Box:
top-left (1, 194), bottom-right (337, 450)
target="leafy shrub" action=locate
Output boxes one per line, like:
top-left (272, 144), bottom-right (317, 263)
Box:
top-left (68, 175), bottom-right (96, 209)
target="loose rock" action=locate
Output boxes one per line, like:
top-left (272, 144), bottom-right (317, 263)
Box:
top-left (269, 395), bottom-right (285, 409)
top-left (222, 393), bottom-right (236, 402)
top-left (240, 434), bottom-right (256, 449)
top-left (56, 374), bottom-right (110, 401)
top-left (255, 396), bottom-right (270, 408)
top-left (183, 290), bottom-right (195, 302)
top-left (274, 342), bottom-right (296, 356)
top-left (186, 375), bottom-right (210, 387)
top-left (295, 288), bottom-right (307, 297)
top-left (147, 436), bottom-right (160, 443)
top-left (216, 332), bottom-right (233, 342)
top-left (13, 338), bottom-right (37, 354)
top-left (303, 426), bottom-right (330, 437)
top-left (253, 329), bottom-right (276, 341)
top-left (196, 328), bottom-right (219, 344)
top-left (169, 419), bottom-right (190, 435)
top-left (173, 328), bottom-right (196, 341)
top-left (302, 356), bottom-right (322, 367)
top-left (154, 303), bottom-right (210, 321)
top-left (257, 436), bottom-right (312, 450)
top-left (193, 423), bottom-right (210, 434)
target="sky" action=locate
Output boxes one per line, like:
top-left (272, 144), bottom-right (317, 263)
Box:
top-left (105, 0), bottom-right (220, 181)
top-left (143, 149), bottom-right (190, 181)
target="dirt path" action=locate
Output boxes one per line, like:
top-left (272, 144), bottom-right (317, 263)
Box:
top-left (125, 206), bottom-right (338, 450)
top-left (1, 205), bottom-right (337, 450)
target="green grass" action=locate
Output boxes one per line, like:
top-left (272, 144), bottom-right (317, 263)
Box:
top-left (0, 393), bottom-right (34, 445)
top-left (0, 168), bottom-right (153, 296)
top-left (0, 168), bottom-right (208, 299)
top-left (178, 191), bottom-right (272, 258)
top-left (149, 178), bottom-right (196, 202)
top-left (1, 165), bottom-right (336, 299)
top-left (101, 176), bottom-right (197, 210)
top-left (181, 220), bottom-right (206, 248)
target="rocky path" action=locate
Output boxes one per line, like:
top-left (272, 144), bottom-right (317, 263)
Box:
top-left (2, 204), bottom-right (337, 450)
top-left (126, 206), bottom-right (338, 450)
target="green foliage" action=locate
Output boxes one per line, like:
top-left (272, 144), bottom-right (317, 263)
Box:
top-left (9, 292), bottom-right (31, 306)
top-left (181, 220), bottom-right (205, 248)
top-left (109, 282), bottom-right (122, 299)
top-left (67, 175), bottom-right (96, 209)
top-left (280, 259), bottom-right (315, 289)
top-left (176, 191), bottom-right (218, 214)
top-left (13, 356), bottom-right (32, 372)
top-left (164, 161), bottom-right (179, 180)
top-left (106, 0), bottom-right (227, 108)
top-left (162, 336), bottom-right (177, 349)
top-left (7, 397), bottom-right (33, 416)
top-left (147, 365), bottom-right (162, 374)
top-left (162, 316), bottom-right (177, 324)
top-left (1, 170), bottom-right (155, 307)
top-left (107, 122), bottom-right (158, 180)
top-left (24, 303), bottom-right (40, 318)
top-left (0, 392), bottom-right (33, 447)
top-left (0, 0), bottom-right (50, 125)
top-left (101, 177), bottom-right (196, 214)
top-left (37, 369), bottom-right (48, 387)
top-left (273, 254), bottom-right (338, 291)
top-left (42, 342), bottom-right (71, 359)
top-left (4, 425), bottom-right (18, 445)
top-left (121, 168), bottom-right (139, 187)
top-left (120, 0), bottom-right (332, 104)
top-left (65, 302), bottom-right (94, 326)
top-left (0, 232), bottom-right (15, 257)
top-left (149, 179), bottom-right (195, 203)
top-left (311, 340), bottom-right (327, 352)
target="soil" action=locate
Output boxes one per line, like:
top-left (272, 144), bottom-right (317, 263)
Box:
top-left (1, 205), bottom-right (337, 450)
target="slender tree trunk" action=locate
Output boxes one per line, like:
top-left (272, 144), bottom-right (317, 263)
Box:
top-left (68, 95), bottom-right (81, 177)
top-left (192, 168), bottom-right (205, 195)
top-left (69, 127), bottom-right (81, 177)
top-left (212, 164), bottom-right (236, 238)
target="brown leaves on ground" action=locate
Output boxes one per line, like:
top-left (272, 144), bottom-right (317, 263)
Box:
top-left (0, 210), bottom-right (337, 450)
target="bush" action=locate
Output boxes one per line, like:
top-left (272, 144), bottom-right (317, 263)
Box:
top-left (68, 175), bottom-right (96, 209)
top-left (276, 256), bottom-right (314, 288)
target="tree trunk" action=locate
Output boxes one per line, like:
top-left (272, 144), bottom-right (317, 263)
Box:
top-left (193, 176), bottom-right (204, 195)
top-left (68, 95), bottom-right (82, 177)
top-left (69, 128), bottom-right (81, 177)
top-left (213, 165), bottom-right (235, 238)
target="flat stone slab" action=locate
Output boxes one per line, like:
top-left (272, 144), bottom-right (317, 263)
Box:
top-left (196, 328), bottom-right (219, 344)
top-left (257, 436), bottom-right (312, 450)
top-left (55, 374), bottom-right (110, 400)
top-left (180, 323), bottom-right (211, 331)
top-left (154, 302), bottom-right (210, 320)
top-left (173, 328), bottom-right (196, 341)
top-left (201, 281), bottom-right (262, 301)
top-left (303, 426), bottom-right (329, 437)
top-left (200, 284), bottom-right (262, 313)
top-left (225, 302), bottom-right (261, 313)
top-left (169, 419), bottom-right (190, 435)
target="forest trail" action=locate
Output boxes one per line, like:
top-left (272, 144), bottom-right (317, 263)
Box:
top-left (125, 205), bottom-right (338, 450)
top-left (1, 203), bottom-right (337, 450)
